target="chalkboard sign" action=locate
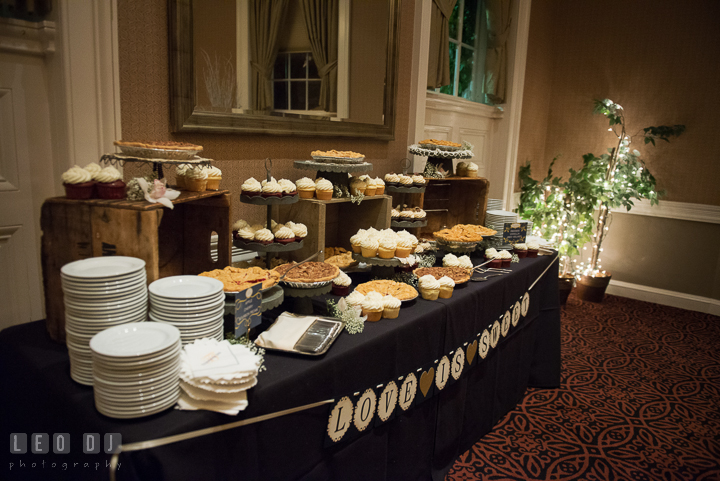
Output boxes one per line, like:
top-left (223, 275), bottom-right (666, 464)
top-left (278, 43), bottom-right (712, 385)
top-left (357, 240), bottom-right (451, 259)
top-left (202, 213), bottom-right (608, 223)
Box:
top-left (502, 222), bottom-right (528, 244)
top-left (234, 284), bottom-right (262, 337)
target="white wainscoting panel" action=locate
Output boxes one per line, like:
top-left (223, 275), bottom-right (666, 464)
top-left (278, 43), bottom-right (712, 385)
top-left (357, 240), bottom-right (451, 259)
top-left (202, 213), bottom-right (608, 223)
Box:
top-left (607, 279), bottom-right (720, 317)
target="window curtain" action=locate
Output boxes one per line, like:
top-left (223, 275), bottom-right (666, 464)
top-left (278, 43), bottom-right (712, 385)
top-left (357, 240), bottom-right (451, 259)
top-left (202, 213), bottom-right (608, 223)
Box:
top-left (300, 0), bottom-right (339, 113)
top-left (427, 0), bottom-right (457, 89)
top-left (249, 0), bottom-right (289, 111)
top-left (483, 0), bottom-right (511, 104)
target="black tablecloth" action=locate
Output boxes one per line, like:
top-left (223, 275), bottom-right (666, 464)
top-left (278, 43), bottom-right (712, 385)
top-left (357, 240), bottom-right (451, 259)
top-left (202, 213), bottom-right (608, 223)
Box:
top-left (0, 254), bottom-right (560, 481)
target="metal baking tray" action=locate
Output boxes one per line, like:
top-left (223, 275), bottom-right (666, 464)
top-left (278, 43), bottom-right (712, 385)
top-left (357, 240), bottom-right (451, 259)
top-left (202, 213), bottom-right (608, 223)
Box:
top-left (259, 315), bottom-right (344, 356)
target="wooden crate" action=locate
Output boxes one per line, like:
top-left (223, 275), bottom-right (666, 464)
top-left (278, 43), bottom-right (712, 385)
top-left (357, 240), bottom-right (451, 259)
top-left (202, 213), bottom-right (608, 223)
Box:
top-left (403, 177), bottom-right (489, 239)
top-left (276, 195), bottom-right (392, 261)
top-left (41, 191), bottom-right (231, 342)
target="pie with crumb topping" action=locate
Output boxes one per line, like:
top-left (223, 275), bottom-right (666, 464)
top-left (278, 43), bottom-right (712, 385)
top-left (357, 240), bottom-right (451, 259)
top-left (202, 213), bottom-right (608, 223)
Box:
top-left (198, 266), bottom-right (278, 292)
top-left (434, 224), bottom-right (497, 243)
top-left (355, 280), bottom-right (418, 301)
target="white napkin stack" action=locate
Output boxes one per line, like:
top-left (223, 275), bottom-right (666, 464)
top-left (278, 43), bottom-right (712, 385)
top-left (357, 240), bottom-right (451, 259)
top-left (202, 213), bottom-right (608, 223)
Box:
top-left (176, 338), bottom-right (262, 415)
top-left (254, 313), bottom-right (318, 351)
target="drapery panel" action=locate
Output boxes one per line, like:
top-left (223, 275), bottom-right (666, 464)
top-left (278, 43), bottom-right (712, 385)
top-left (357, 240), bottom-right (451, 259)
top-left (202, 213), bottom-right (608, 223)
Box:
top-left (300, 0), bottom-right (339, 113)
top-left (249, 0), bottom-right (289, 111)
top-left (483, 0), bottom-right (511, 104)
top-left (427, 0), bottom-right (457, 89)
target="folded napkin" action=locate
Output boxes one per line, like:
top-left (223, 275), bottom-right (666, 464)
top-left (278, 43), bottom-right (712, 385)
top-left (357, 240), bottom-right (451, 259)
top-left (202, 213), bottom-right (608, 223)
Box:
top-left (254, 312), bottom-right (318, 351)
top-left (177, 391), bottom-right (248, 416)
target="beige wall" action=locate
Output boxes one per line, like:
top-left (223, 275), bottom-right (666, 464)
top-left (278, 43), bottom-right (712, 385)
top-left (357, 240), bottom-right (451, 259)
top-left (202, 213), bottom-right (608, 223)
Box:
top-left (193, 0), bottom-right (236, 111)
top-left (117, 0), bottom-right (414, 225)
top-left (518, 0), bottom-right (720, 300)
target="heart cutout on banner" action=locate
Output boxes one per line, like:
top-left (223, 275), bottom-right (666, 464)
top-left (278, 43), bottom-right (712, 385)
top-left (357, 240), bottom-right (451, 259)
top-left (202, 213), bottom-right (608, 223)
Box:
top-left (420, 368), bottom-right (435, 397)
top-left (466, 340), bottom-right (478, 365)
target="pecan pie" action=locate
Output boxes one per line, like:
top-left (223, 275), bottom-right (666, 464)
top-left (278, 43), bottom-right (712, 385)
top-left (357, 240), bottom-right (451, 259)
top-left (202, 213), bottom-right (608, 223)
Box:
top-left (413, 267), bottom-right (471, 284)
top-left (355, 280), bottom-right (418, 301)
top-left (273, 262), bottom-right (340, 284)
top-left (434, 224), bottom-right (497, 243)
top-left (198, 266), bottom-right (278, 292)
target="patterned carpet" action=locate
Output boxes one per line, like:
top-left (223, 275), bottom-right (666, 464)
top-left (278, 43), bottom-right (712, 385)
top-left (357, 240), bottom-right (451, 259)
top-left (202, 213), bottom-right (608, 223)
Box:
top-left (447, 292), bottom-right (720, 481)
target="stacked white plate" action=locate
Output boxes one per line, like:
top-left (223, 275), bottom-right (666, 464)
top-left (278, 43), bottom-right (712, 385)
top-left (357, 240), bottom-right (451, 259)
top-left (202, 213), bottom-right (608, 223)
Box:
top-left (61, 257), bottom-right (148, 386)
top-left (487, 198), bottom-right (504, 211)
top-left (148, 276), bottom-right (225, 345)
top-left (90, 323), bottom-right (181, 419)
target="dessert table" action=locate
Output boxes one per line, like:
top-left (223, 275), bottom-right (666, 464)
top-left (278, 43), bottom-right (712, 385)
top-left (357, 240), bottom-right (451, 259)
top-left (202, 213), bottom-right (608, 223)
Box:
top-left (0, 254), bottom-right (560, 481)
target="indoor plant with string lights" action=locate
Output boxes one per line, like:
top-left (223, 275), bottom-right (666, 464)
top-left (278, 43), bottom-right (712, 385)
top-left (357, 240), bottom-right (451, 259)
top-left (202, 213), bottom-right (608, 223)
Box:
top-left (574, 99), bottom-right (684, 301)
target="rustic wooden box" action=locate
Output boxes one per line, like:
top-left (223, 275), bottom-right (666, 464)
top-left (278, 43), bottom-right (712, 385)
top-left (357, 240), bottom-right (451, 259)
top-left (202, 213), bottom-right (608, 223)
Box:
top-left (41, 191), bottom-right (231, 342)
top-left (276, 195), bottom-right (392, 261)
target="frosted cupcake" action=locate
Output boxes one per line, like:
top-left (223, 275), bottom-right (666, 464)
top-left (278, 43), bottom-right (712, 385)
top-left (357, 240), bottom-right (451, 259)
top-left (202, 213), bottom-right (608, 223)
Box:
top-left (382, 295), bottom-right (401, 319)
top-left (418, 275), bottom-right (440, 301)
top-left (400, 209), bottom-right (414, 221)
top-left (411, 174), bottom-right (426, 187)
top-left (62, 165), bottom-right (95, 199)
top-left (391, 208), bottom-right (401, 219)
top-left (185, 166), bottom-right (208, 192)
top-left (345, 290), bottom-right (365, 309)
top-left (361, 292), bottom-right (384, 322)
top-left (241, 177), bottom-right (262, 197)
top-left (361, 237), bottom-right (379, 258)
top-left (456, 162), bottom-right (468, 177)
top-left (364, 177), bottom-right (377, 196)
top-left (443, 253), bottom-right (460, 268)
top-left (175, 164), bottom-right (189, 189)
top-left (262, 180), bottom-right (283, 198)
top-left (236, 226), bottom-right (255, 242)
top-left (527, 240), bottom-right (540, 258)
top-left (466, 162), bottom-right (479, 178)
top-left (513, 243), bottom-right (528, 258)
top-left (350, 232), bottom-right (366, 253)
top-left (274, 226), bottom-right (296, 244)
top-left (498, 249), bottom-right (512, 267)
top-left (395, 238), bottom-right (413, 258)
top-left (384, 173), bottom-right (400, 186)
top-left (253, 228), bottom-right (274, 245)
top-left (458, 255), bottom-right (474, 271)
top-left (398, 175), bottom-right (413, 187)
top-left (315, 178), bottom-right (333, 200)
top-left (232, 219), bottom-right (248, 239)
top-left (378, 237), bottom-right (397, 259)
top-left (290, 223), bottom-right (307, 242)
top-left (204, 165), bottom-right (222, 190)
top-left (95, 166), bottom-right (126, 199)
top-left (296, 177), bottom-right (316, 199)
top-left (278, 179), bottom-right (297, 197)
top-left (375, 177), bottom-right (385, 195)
top-left (83, 162), bottom-right (102, 179)
top-left (438, 276), bottom-right (455, 299)
top-left (332, 271), bottom-right (352, 296)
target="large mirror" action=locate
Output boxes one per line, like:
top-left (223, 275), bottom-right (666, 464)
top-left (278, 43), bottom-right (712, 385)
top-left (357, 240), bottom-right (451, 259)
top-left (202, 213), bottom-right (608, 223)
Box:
top-left (169, 0), bottom-right (400, 139)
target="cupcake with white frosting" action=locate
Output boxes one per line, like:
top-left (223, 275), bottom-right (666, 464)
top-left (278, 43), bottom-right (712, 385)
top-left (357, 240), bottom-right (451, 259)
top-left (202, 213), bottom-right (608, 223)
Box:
top-left (261, 180), bottom-right (283, 198)
top-left (236, 226), bottom-right (256, 242)
top-left (185, 166), bottom-right (208, 192)
top-left (361, 293), bottom-right (384, 322)
top-left (253, 228), bottom-right (274, 245)
top-left (418, 275), bottom-right (441, 300)
top-left (62, 165), bottom-right (95, 199)
top-left (83, 162), bottom-right (103, 179)
top-left (384, 173), bottom-right (400, 186)
top-left (438, 276), bottom-right (455, 299)
top-left (361, 237), bottom-right (379, 258)
top-left (458, 255), bottom-right (473, 271)
top-left (278, 179), bottom-right (297, 197)
top-left (204, 165), bottom-right (222, 190)
top-left (443, 253), bottom-right (460, 268)
top-left (513, 242), bottom-right (528, 258)
top-left (274, 226), bottom-right (296, 244)
top-left (241, 177), bottom-right (262, 197)
top-left (498, 249), bottom-right (512, 267)
top-left (382, 295), bottom-right (401, 319)
top-left (95, 166), bottom-right (126, 199)
top-left (290, 222), bottom-right (307, 242)
top-left (395, 238), bottom-right (413, 258)
top-left (315, 178), bottom-right (333, 200)
top-left (364, 177), bottom-right (377, 196)
top-left (345, 290), bottom-right (365, 309)
top-left (375, 177), bottom-right (385, 195)
top-left (466, 162), bottom-right (479, 178)
top-left (350, 231), bottom-right (366, 253)
top-left (411, 174), bottom-right (426, 187)
top-left (296, 177), bottom-right (316, 199)
top-left (332, 271), bottom-right (352, 296)
top-left (175, 164), bottom-right (189, 189)
top-left (527, 240), bottom-right (540, 258)
top-left (378, 237), bottom-right (397, 259)
top-left (398, 175), bottom-right (413, 187)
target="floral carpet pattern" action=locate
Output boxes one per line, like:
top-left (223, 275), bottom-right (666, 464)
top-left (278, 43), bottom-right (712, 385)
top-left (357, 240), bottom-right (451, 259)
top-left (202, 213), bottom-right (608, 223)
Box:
top-left (447, 293), bottom-right (720, 480)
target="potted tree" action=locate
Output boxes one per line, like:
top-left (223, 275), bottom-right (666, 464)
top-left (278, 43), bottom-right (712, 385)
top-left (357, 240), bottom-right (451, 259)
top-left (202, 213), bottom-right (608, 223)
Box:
top-left (574, 99), bottom-right (684, 301)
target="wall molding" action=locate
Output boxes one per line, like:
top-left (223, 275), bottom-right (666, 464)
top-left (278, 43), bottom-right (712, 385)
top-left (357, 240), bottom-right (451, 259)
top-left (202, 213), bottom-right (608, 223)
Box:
top-left (611, 199), bottom-right (720, 225)
top-left (425, 92), bottom-right (503, 118)
top-left (0, 18), bottom-right (55, 56)
top-left (607, 279), bottom-right (720, 317)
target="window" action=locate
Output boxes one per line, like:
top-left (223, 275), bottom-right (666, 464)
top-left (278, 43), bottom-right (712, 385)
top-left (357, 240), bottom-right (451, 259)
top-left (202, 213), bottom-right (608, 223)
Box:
top-left (437, 0), bottom-right (488, 104)
top-left (272, 52), bottom-right (326, 114)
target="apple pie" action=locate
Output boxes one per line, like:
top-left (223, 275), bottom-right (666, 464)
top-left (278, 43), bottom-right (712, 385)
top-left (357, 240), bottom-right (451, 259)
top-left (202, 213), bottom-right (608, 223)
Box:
top-left (198, 266), bottom-right (278, 292)
top-left (434, 224), bottom-right (497, 243)
top-left (355, 280), bottom-right (418, 301)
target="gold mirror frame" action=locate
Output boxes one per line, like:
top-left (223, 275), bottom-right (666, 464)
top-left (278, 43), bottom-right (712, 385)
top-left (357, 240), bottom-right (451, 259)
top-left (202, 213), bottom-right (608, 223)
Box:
top-left (169, 0), bottom-right (400, 139)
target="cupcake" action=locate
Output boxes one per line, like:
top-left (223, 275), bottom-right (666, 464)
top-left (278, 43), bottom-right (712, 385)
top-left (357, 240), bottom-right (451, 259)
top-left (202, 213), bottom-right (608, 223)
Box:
top-left (361, 237), bottom-right (379, 258)
top-left (391, 208), bottom-right (401, 219)
top-left (315, 178), bottom-right (333, 200)
top-left (418, 275), bottom-right (440, 301)
top-left (485, 248), bottom-right (498, 260)
top-left (204, 165), bottom-right (222, 190)
top-left (83, 162), bottom-right (102, 179)
top-left (241, 177), bottom-right (262, 197)
top-left (398, 175), bottom-right (413, 187)
top-left (498, 249), bottom-right (512, 267)
top-left (411, 174), bottom-right (426, 187)
top-left (458, 255), bottom-right (473, 271)
top-left (62, 165), bottom-right (95, 199)
top-left (332, 271), bottom-right (352, 297)
top-left (382, 295), bottom-right (401, 319)
top-left (364, 177), bottom-right (377, 196)
top-left (466, 162), bottom-right (479, 178)
top-left (395, 238), bottom-right (413, 258)
top-left (513, 243), bottom-right (528, 258)
top-left (274, 226), bottom-right (296, 244)
top-left (375, 177), bottom-right (385, 195)
top-left (290, 223), bottom-right (307, 242)
top-left (345, 290), bottom-right (365, 309)
top-left (262, 180), bottom-right (283, 198)
top-left (350, 232), bottom-right (366, 253)
top-left (95, 166), bottom-right (126, 199)
top-left (456, 162), bottom-right (468, 177)
top-left (349, 176), bottom-right (367, 196)
top-left (236, 227), bottom-right (256, 242)
top-left (377, 238), bottom-right (397, 259)
top-left (400, 209), bottom-right (414, 221)
top-left (443, 253), bottom-right (460, 268)
top-left (253, 228), bottom-right (274, 245)
top-left (232, 219), bottom-right (248, 239)
top-left (278, 179), bottom-right (297, 197)
top-left (384, 173), bottom-right (400, 186)
top-left (361, 292), bottom-right (384, 322)
top-left (185, 166), bottom-right (208, 192)
top-left (175, 164), bottom-right (189, 189)
top-left (296, 177), bottom-right (316, 199)
top-left (527, 240), bottom-right (539, 257)
top-left (438, 276), bottom-right (455, 299)
top-left (413, 208), bottom-right (427, 220)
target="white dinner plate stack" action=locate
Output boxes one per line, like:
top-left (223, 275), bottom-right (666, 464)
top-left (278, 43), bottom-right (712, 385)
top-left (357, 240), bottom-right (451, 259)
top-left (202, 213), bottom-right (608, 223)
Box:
top-left (148, 276), bottom-right (225, 345)
top-left (487, 198), bottom-right (504, 211)
top-left (61, 256), bottom-right (148, 386)
top-left (90, 322), bottom-right (182, 419)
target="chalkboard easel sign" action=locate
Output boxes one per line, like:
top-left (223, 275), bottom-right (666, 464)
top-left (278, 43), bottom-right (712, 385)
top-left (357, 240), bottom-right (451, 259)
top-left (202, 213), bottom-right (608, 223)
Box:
top-left (502, 222), bottom-right (528, 244)
top-left (234, 283), bottom-right (262, 337)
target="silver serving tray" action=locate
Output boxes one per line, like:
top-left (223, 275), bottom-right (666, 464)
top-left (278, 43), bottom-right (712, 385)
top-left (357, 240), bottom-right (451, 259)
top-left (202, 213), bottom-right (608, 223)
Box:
top-left (260, 315), bottom-right (344, 356)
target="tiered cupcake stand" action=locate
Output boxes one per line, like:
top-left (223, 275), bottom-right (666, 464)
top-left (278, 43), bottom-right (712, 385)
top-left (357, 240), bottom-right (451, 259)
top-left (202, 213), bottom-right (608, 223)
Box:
top-left (99, 153), bottom-right (212, 180)
top-left (408, 144), bottom-right (474, 177)
top-left (293, 159), bottom-right (373, 196)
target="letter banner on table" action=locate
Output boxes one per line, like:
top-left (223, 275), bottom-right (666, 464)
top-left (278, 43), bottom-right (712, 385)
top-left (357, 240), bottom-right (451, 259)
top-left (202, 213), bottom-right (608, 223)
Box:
top-left (234, 284), bottom-right (262, 337)
top-left (397, 373), bottom-right (417, 412)
top-left (325, 396), bottom-right (354, 446)
top-left (415, 362), bottom-right (437, 406)
top-left (465, 340), bottom-right (478, 368)
top-left (374, 381), bottom-right (399, 427)
top-left (449, 347), bottom-right (465, 384)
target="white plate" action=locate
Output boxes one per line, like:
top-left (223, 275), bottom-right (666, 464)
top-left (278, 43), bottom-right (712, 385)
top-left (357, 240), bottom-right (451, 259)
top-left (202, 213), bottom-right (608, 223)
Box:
top-left (93, 371), bottom-right (179, 392)
top-left (90, 322), bottom-right (180, 358)
top-left (93, 361), bottom-right (180, 382)
top-left (65, 303), bottom-right (147, 321)
top-left (94, 390), bottom-right (179, 417)
top-left (149, 304), bottom-right (224, 320)
top-left (149, 292), bottom-right (225, 309)
top-left (64, 291), bottom-right (148, 310)
top-left (62, 281), bottom-right (146, 299)
top-left (61, 257), bottom-right (146, 280)
top-left (94, 384), bottom-right (179, 405)
top-left (61, 275), bottom-right (146, 292)
top-left (149, 276), bottom-right (223, 300)
top-left (149, 314), bottom-right (223, 330)
top-left (91, 344), bottom-right (181, 368)
top-left (149, 298), bottom-right (224, 312)
top-left (66, 314), bottom-right (147, 332)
